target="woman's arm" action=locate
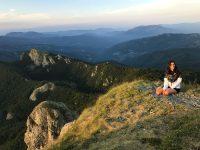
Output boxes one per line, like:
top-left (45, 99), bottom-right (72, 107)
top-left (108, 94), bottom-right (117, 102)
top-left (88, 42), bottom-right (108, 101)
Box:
top-left (171, 77), bottom-right (182, 89)
top-left (163, 78), bottom-right (169, 90)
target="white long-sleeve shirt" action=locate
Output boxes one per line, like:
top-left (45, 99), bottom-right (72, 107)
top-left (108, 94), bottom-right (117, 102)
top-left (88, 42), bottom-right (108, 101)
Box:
top-left (163, 77), bottom-right (182, 90)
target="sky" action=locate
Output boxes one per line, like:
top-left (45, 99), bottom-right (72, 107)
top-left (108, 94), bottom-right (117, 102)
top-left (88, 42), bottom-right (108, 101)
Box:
top-left (0, 0), bottom-right (200, 32)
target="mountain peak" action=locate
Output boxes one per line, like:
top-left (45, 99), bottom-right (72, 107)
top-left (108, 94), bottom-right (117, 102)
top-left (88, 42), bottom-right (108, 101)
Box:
top-left (28, 49), bottom-right (56, 67)
top-left (133, 25), bottom-right (165, 29)
top-left (5, 31), bottom-right (44, 38)
top-left (20, 49), bottom-right (71, 67)
top-left (126, 25), bottom-right (175, 33)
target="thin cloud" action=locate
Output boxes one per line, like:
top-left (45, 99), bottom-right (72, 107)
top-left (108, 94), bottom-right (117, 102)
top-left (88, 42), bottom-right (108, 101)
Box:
top-left (0, 10), bottom-right (52, 23)
top-left (93, 0), bottom-right (200, 24)
top-left (0, 0), bottom-right (200, 29)
top-left (9, 9), bottom-right (16, 12)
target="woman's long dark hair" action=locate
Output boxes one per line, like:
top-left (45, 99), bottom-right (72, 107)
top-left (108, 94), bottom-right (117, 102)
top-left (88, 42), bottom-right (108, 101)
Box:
top-left (166, 60), bottom-right (179, 74)
top-left (165, 60), bottom-right (181, 82)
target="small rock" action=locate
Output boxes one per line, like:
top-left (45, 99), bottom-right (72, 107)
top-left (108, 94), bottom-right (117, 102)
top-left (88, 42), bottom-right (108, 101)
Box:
top-left (136, 124), bottom-right (143, 129)
top-left (6, 112), bottom-right (13, 120)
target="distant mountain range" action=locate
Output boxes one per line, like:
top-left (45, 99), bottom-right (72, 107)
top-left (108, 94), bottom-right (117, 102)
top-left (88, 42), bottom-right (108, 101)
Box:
top-left (104, 33), bottom-right (200, 70)
top-left (108, 25), bottom-right (179, 42)
top-left (106, 33), bottom-right (200, 55)
top-left (0, 24), bottom-right (181, 63)
top-left (1, 24), bottom-right (200, 71)
top-left (44, 28), bottom-right (115, 36)
top-left (4, 32), bottom-right (116, 51)
top-left (5, 31), bottom-right (44, 38)
top-left (163, 22), bottom-right (200, 33)
top-left (1, 21), bottom-right (200, 35)
top-left (4, 25), bottom-right (178, 41)
top-left (125, 48), bottom-right (200, 71)
top-left (0, 33), bottom-right (116, 62)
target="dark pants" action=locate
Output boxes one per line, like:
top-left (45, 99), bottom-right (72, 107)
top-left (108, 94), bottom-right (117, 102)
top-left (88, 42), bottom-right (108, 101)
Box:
top-left (168, 86), bottom-right (180, 93)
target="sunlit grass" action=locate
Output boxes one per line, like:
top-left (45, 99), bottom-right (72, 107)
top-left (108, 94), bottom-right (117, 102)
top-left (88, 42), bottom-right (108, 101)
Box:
top-left (50, 79), bottom-right (200, 150)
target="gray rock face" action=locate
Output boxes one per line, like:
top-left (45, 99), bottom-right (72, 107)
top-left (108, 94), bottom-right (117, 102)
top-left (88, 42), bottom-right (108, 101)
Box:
top-left (29, 82), bottom-right (55, 101)
top-left (20, 49), bottom-right (74, 68)
top-left (29, 49), bottom-right (55, 67)
top-left (24, 101), bottom-right (74, 150)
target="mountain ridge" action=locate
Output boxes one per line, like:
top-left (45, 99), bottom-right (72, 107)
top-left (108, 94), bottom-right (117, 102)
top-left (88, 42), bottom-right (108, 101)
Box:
top-left (104, 33), bottom-right (200, 68)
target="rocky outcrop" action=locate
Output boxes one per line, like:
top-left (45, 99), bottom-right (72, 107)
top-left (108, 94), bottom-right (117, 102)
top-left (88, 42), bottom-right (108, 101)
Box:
top-left (20, 49), bottom-right (56, 67)
top-left (29, 82), bottom-right (55, 101)
top-left (28, 49), bottom-right (55, 67)
top-left (20, 49), bottom-right (74, 67)
top-left (64, 58), bottom-right (72, 64)
top-left (6, 112), bottom-right (14, 120)
top-left (24, 101), bottom-right (75, 150)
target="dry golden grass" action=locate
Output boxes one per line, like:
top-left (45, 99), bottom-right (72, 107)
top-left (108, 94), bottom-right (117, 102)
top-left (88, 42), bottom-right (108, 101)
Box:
top-left (50, 80), bottom-right (200, 150)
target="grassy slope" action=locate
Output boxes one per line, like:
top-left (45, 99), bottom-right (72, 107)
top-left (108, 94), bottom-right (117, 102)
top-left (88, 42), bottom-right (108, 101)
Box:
top-left (50, 80), bottom-right (200, 150)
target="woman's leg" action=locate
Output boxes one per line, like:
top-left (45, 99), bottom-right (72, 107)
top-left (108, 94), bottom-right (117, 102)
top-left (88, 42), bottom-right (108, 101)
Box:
top-left (163, 88), bottom-right (177, 96)
top-left (156, 87), bottom-right (163, 95)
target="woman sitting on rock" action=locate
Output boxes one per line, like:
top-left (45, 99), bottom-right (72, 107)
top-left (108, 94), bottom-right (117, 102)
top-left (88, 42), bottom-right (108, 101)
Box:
top-left (156, 60), bottom-right (182, 96)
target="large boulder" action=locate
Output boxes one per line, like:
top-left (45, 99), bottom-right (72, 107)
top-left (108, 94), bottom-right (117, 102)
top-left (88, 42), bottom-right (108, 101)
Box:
top-left (24, 101), bottom-right (75, 150)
